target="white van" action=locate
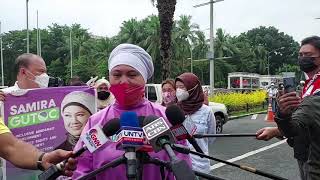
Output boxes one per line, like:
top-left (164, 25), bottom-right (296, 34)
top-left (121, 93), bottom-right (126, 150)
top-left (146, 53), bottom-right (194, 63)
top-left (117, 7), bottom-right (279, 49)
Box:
top-left (145, 84), bottom-right (229, 133)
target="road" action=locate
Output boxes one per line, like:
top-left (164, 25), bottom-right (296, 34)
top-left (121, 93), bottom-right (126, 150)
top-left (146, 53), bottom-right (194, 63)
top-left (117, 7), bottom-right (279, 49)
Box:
top-left (208, 114), bottom-right (300, 180)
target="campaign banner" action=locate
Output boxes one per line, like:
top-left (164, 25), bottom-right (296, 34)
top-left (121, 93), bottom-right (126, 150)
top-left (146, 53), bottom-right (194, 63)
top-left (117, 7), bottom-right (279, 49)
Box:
top-left (1, 86), bottom-right (96, 180)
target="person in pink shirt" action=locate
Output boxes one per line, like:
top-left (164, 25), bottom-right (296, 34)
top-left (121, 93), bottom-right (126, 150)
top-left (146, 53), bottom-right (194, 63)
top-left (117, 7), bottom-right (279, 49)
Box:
top-left (73, 44), bottom-right (191, 180)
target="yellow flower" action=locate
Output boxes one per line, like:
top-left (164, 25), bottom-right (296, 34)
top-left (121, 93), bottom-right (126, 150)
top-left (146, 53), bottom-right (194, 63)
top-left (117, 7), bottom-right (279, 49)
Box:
top-left (209, 90), bottom-right (267, 111)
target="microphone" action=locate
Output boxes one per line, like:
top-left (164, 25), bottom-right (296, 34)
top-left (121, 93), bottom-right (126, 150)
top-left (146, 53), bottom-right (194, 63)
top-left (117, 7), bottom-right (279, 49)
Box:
top-left (172, 144), bottom-right (288, 180)
top-left (142, 115), bottom-right (196, 180)
top-left (165, 104), bottom-right (204, 154)
top-left (116, 111), bottom-right (144, 180)
top-left (193, 133), bottom-right (257, 138)
top-left (142, 115), bottom-right (176, 152)
top-left (136, 116), bottom-right (154, 152)
top-left (38, 118), bottom-right (120, 180)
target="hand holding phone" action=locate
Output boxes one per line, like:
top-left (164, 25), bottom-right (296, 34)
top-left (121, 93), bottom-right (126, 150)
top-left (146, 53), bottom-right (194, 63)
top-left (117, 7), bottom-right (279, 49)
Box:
top-left (283, 77), bottom-right (296, 93)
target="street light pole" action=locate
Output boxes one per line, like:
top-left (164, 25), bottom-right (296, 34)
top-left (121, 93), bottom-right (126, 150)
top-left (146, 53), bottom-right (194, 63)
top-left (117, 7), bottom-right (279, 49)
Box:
top-left (26, 0), bottom-right (29, 53)
top-left (37, 10), bottom-right (40, 56)
top-left (267, 55), bottom-right (270, 75)
top-left (190, 46), bottom-right (193, 73)
top-left (0, 21), bottom-right (4, 86)
top-left (70, 29), bottom-right (73, 78)
top-left (209, 0), bottom-right (214, 90)
top-left (194, 0), bottom-right (224, 91)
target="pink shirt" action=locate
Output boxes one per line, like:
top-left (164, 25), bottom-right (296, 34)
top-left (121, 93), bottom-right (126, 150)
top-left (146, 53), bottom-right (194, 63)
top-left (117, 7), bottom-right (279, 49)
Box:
top-left (73, 99), bottom-right (191, 180)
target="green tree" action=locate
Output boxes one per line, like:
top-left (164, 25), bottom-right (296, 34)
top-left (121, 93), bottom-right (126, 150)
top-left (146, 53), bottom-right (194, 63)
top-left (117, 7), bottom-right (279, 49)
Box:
top-left (213, 29), bottom-right (237, 87)
top-left (237, 26), bottom-right (299, 75)
top-left (174, 15), bottom-right (199, 72)
top-left (118, 18), bottom-right (143, 44)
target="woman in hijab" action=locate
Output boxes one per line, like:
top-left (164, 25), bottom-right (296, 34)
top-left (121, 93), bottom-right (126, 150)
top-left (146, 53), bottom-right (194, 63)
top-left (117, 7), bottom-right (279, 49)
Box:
top-left (56, 91), bottom-right (96, 151)
top-left (95, 77), bottom-right (115, 110)
top-left (175, 72), bottom-right (216, 175)
top-left (73, 44), bottom-right (190, 180)
top-left (161, 79), bottom-right (176, 107)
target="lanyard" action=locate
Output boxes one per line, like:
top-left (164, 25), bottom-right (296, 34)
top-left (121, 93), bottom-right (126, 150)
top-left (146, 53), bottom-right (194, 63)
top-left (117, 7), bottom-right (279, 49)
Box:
top-left (303, 73), bottom-right (320, 97)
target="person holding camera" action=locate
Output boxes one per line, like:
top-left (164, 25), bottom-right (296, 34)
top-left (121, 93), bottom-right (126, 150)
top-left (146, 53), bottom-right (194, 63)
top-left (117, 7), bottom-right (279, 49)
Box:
top-left (256, 36), bottom-right (320, 179)
top-left (275, 36), bottom-right (320, 180)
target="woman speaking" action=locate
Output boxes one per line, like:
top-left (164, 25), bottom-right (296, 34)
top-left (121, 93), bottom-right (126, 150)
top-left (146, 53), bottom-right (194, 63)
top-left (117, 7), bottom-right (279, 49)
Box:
top-left (73, 44), bottom-right (190, 180)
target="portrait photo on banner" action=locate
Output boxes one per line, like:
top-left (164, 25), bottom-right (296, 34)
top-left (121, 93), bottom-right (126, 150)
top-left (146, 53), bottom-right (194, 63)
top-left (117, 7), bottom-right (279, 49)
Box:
top-left (1, 86), bottom-right (96, 180)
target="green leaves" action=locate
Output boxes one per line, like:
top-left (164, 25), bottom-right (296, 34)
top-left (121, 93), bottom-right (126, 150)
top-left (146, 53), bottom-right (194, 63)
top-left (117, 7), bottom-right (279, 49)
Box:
top-left (0, 17), bottom-right (300, 88)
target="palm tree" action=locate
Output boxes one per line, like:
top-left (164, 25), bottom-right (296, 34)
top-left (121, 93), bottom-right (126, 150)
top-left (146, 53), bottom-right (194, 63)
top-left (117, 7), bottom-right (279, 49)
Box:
top-left (193, 31), bottom-right (209, 59)
top-left (141, 15), bottom-right (161, 82)
top-left (174, 15), bottom-right (199, 71)
top-left (118, 18), bottom-right (143, 44)
top-left (214, 28), bottom-right (237, 58)
top-left (151, 0), bottom-right (177, 80)
top-left (192, 31), bottom-right (209, 83)
top-left (214, 29), bottom-right (238, 87)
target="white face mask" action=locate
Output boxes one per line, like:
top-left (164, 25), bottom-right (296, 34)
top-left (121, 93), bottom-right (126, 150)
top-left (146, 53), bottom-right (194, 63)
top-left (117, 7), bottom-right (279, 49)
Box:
top-left (176, 88), bottom-right (189, 102)
top-left (34, 73), bottom-right (50, 88)
top-left (27, 70), bottom-right (50, 88)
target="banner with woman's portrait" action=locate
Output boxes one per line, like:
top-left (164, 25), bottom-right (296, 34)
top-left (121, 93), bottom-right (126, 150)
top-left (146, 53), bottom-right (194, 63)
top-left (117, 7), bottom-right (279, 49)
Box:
top-left (1, 86), bottom-right (96, 180)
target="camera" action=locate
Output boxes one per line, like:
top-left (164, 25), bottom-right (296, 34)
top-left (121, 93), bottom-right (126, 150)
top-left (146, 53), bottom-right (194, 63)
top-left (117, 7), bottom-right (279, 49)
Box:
top-left (48, 77), bottom-right (65, 87)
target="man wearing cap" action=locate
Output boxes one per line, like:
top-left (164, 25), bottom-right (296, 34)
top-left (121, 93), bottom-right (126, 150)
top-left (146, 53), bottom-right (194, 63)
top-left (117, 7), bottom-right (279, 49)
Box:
top-left (73, 44), bottom-right (191, 180)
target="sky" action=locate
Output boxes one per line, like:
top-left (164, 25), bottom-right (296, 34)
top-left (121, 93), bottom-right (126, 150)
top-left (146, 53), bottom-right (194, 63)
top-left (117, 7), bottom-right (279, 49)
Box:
top-left (0, 0), bottom-right (319, 42)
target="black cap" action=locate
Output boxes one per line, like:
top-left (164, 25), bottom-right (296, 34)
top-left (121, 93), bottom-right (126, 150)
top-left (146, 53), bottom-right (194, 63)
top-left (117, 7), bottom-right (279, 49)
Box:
top-left (102, 118), bottom-right (120, 136)
top-left (165, 104), bottom-right (185, 126)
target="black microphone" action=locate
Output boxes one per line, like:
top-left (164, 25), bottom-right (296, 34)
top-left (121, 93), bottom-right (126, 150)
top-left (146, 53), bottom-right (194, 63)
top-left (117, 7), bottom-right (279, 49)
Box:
top-left (165, 104), bottom-right (204, 154)
top-left (142, 115), bottom-right (196, 180)
top-left (138, 116), bottom-right (145, 128)
top-left (38, 118), bottom-right (120, 180)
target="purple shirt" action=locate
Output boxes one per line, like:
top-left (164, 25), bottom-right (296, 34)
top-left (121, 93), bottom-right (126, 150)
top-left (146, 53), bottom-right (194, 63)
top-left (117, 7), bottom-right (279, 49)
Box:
top-left (73, 99), bottom-right (191, 180)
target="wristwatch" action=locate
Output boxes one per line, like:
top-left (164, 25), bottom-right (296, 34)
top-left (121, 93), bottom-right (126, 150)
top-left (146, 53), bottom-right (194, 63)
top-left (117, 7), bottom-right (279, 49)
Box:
top-left (36, 152), bottom-right (46, 171)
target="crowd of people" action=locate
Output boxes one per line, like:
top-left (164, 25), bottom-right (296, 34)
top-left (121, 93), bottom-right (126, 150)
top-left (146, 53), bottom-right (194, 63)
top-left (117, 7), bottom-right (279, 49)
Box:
top-left (0, 35), bottom-right (319, 180)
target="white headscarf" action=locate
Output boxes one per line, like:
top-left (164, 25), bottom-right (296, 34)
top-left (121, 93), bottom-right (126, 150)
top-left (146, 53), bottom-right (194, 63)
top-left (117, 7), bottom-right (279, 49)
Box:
top-left (95, 77), bottom-right (110, 89)
top-left (61, 91), bottom-right (96, 115)
top-left (108, 44), bottom-right (154, 82)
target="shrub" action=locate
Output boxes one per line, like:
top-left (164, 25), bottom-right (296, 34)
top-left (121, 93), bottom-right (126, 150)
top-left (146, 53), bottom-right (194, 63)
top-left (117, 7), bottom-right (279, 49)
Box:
top-left (209, 90), bottom-right (267, 112)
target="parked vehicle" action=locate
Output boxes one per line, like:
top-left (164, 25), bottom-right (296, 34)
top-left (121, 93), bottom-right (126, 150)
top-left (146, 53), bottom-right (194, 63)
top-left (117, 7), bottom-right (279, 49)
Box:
top-left (145, 84), bottom-right (229, 133)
